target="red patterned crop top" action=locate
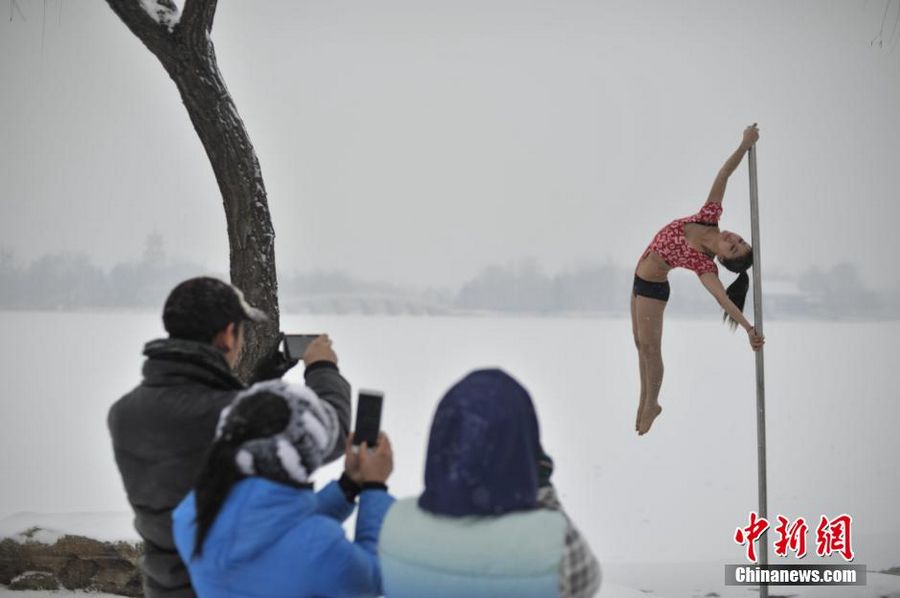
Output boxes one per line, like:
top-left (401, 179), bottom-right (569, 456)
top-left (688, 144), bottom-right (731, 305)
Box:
top-left (640, 202), bottom-right (722, 276)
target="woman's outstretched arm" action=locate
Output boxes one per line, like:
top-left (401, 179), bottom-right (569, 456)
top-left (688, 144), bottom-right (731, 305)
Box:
top-left (706, 124), bottom-right (759, 205)
top-left (700, 273), bottom-right (765, 350)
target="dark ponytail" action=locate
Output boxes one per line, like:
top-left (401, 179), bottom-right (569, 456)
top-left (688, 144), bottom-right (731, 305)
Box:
top-left (192, 392), bottom-right (289, 557)
top-left (720, 250), bottom-right (753, 331)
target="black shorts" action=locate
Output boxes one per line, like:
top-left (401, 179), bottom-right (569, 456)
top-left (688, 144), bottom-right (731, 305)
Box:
top-left (633, 275), bottom-right (670, 302)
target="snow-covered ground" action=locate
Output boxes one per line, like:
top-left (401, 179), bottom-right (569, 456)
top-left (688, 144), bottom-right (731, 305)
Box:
top-left (1, 311), bottom-right (898, 597)
top-left (0, 512), bottom-right (135, 545)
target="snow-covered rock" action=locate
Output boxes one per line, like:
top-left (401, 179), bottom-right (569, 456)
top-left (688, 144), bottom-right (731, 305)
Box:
top-left (0, 514), bottom-right (141, 597)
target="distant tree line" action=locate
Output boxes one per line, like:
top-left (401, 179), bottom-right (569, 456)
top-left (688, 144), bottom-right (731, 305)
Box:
top-left (0, 242), bottom-right (896, 319)
top-left (0, 235), bottom-right (203, 311)
top-left (456, 258), bottom-right (629, 314)
top-left (0, 236), bottom-right (416, 312)
top-left (455, 259), bottom-right (897, 319)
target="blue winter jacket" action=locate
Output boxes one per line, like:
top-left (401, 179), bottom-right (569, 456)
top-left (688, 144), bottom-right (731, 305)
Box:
top-left (172, 477), bottom-right (394, 598)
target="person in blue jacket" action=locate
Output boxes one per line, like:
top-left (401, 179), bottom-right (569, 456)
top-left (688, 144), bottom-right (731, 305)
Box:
top-left (378, 369), bottom-right (601, 598)
top-left (172, 379), bottom-right (395, 598)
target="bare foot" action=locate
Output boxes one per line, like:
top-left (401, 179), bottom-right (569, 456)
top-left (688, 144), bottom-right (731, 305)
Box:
top-left (637, 403), bottom-right (662, 436)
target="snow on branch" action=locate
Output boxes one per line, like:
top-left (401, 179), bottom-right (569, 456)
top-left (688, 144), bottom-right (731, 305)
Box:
top-left (138, 0), bottom-right (181, 32)
top-left (106, 0), bottom-right (217, 56)
top-left (105, 0), bottom-right (176, 55)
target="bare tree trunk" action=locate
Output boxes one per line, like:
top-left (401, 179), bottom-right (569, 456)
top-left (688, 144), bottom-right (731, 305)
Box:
top-left (104, 0), bottom-right (279, 382)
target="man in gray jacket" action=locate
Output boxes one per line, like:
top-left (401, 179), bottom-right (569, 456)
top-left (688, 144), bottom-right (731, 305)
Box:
top-left (108, 277), bottom-right (351, 598)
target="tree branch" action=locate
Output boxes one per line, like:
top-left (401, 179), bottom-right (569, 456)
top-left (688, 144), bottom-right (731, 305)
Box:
top-left (104, 0), bottom-right (174, 57)
top-left (179, 0), bottom-right (218, 47)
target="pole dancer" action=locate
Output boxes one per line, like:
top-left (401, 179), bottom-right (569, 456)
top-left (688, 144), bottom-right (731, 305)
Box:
top-left (631, 124), bottom-right (765, 436)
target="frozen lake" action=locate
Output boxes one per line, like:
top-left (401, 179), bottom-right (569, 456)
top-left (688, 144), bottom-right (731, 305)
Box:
top-left (1, 311), bottom-right (898, 595)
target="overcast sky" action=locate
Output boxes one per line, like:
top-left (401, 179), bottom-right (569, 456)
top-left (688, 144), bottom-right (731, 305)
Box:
top-left (1, 0), bottom-right (899, 288)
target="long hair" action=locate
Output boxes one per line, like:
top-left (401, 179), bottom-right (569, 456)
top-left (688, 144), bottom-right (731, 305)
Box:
top-left (192, 392), bottom-right (289, 557)
top-left (720, 250), bottom-right (753, 330)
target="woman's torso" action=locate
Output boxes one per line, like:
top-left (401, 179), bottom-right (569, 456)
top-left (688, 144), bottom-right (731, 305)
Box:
top-left (636, 202), bottom-right (722, 280)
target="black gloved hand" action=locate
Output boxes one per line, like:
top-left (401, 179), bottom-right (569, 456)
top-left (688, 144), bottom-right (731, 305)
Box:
top-left (251, 333), bottom-right (300, 382)
top-left (537, 450), bottom-right (554, 488)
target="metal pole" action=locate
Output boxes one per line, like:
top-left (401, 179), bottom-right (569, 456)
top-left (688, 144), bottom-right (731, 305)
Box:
top-left (747, 142), bottom-right (768, 598)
